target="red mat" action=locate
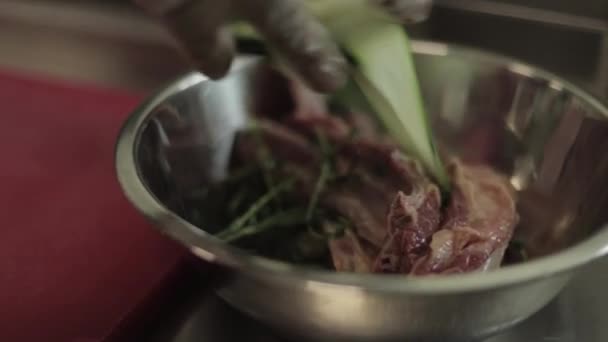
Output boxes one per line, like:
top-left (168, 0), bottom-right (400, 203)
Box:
top-left (0, 71), bottom-right (189, 342)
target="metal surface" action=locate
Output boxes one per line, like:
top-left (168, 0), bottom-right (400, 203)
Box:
top-left (435, 0), bottom-right (608, 33)
top-left (424, 4), bottom-right (608, 99)
top-left (116, 42), bottom-right (608, 341)
top-left (150, 256), bottom-right (608, 342)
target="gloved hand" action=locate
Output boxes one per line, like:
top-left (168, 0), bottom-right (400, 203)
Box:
top-left (135, 0), bottom-right (432, 92)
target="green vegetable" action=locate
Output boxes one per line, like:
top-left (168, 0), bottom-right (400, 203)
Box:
top-left (217, 178), bottom-right (295, 239)
top-left (231, 0), bottom-right (449, 189)
top-left (219, 207), bottom-right (308, 243)
top-left (251, 121), bottom-right (282, 208)
top-left (306, 130), bottom-right (332, 221)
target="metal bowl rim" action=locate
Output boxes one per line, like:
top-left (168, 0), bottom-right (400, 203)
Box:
top-left (115, 40), bottom-right (608, 294)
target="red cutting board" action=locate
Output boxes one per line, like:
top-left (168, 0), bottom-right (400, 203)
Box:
top-left (0, 71), bottom-right (189, 342)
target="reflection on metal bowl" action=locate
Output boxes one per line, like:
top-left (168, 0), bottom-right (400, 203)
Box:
top-left (115, 41), bottom-right (608, 341)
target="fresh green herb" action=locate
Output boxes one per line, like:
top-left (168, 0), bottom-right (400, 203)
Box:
top-left (306, 130), bottom-right (333, 222)
top-left (251, 121), bottom-right (277, 186)
top-left (217, 178), bottom-right (295, 239)
top-left (250, 121), bottom-right (286, 212)
top-left (228, 186), bottom-right (251, 214)
top-left (306, 162), bottom-right (331, 221)
top-left (219, 207), bottom-right (308, 243)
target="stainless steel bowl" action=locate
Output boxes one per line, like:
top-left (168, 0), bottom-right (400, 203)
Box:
top-left (115, 41), bottom-right (608, 341)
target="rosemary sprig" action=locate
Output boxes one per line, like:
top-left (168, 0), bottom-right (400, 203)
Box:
top-left (251, 122), bottom-right (277, 185)
top-left (250, 120), bottom-right (283, 210)
top-left (220, 207), bottom-right (308, 242)
top-left (306, 162), bottom-right (331, 222)
top-left (217, 178), bottom-right (295, 239)
top-left (227, 186), bottom-right (250, 214)
top-left (306, 130), bottom-right (333, 222)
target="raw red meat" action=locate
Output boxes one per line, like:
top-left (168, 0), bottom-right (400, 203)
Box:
top-left (233, 82), bottom-right (518, 276)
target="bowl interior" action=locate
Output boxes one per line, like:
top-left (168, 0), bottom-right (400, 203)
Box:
top-left (131, 42), bottom-right (608, 269)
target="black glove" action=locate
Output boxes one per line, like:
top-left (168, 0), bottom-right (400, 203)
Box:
top-left (135, 0), bottom-right (432, 92)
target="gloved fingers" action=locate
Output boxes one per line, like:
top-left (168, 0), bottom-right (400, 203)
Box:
top-left (371, 0), bottom-right (433, 23)
top-left (163, 0), bottom-right (236, 79)
top-left (241, 0), bottom-right (347, 92)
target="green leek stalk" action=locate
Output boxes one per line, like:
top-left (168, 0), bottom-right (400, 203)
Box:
top-left (231, 0), bottom-right (449, 189)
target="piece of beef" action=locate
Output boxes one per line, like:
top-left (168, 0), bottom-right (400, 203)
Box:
top-left (284, 114), bottom-right (352, 141)
top-left (328, 229), bottom-right (375, 272)
top-left (233, 110), bottom-right (516, 276)
top-left (411, 161), bottom-right (518, 275)
top-left (342, 112), bottom-right (382, 139)
top-left (373, 183), bottom-right (442, 273)
top-left (285, 110), bottom-right (384, 142)
top-left (324, 147), bottom-right (441, 272)
top-left (235, 116), bottom-right (430, 250)
top-left (288, 79), bottom-right (328, 119)
top-left (323, 145), bottom-right (436, 248)
top-left (370, 148), bottom-right (443, 274)
top-left (234, 118), bottom-right (318, 166)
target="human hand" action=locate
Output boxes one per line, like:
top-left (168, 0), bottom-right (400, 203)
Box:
top-left (135, 0), bottom-right (432, 92)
